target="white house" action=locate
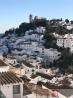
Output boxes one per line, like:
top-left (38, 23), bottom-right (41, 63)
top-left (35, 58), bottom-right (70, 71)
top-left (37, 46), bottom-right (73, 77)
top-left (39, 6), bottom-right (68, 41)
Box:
top-left (0, 54), bottom-right (3, 60)
top-left (57, 36), bottom-right (64, 47)
top-left (44, 48), bottom-right (61, 62)
top-left (24, 32), bottom-right (43, 42)
top-left (36, 27), bottom-right (45, 33)
top-left (36, 47), bottom-right (61, 62)
top-left (5, 56), bottom-right (18, 65)
top-left (57, 34), bottom-right (73, 53)
top-left (0, 71), bottom-right (32, 98)
top-left (9, 64), bottom-right (25, 77)
top-left (27, 83), bottom-right (67, 98)
top-left (0, 59), bottom-right (9, 72)
top-left (22, 61), bottom-right (36, 78)
top-left (69, 95), bottom-right (73, 98)
top-left (27, 83), bottom-right (51, 98)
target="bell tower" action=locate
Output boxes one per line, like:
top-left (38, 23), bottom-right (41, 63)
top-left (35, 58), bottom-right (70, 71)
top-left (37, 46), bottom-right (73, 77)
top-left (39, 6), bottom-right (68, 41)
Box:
top-left (29, 14), bottom-right (33, 23)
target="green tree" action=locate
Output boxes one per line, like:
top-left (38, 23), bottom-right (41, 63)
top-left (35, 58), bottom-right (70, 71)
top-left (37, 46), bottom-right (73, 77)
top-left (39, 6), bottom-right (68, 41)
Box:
top-left (56, 48), bottom-right (73, 70)
top-left (65, 19), bottom-right (69, 24)
top-left (55, 25), bottom-right (68, 35)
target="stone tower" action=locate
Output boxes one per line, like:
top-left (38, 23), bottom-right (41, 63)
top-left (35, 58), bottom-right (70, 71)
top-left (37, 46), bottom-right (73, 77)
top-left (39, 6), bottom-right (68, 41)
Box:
top-left (29, 14), bottom-right (33, 23)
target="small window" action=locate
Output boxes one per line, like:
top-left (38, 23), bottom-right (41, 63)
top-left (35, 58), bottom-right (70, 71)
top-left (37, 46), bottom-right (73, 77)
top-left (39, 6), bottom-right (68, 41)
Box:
top-left (25, 71), bottom-right (27, 74)
top-left (36, 66), bottom-right (38, 69)
top-left (13, 85), bottom-right (20, 94)
top-left (32, 69), bottom-right (34, 72)
top-left (28, 69), bottom-right (29, 72)
top-left (14, 60), bottom-right (16, 64)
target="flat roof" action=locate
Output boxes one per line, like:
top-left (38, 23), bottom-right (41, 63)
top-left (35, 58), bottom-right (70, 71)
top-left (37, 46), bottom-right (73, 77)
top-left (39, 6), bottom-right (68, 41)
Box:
top-left (0, 71), bottom-right (22, 85)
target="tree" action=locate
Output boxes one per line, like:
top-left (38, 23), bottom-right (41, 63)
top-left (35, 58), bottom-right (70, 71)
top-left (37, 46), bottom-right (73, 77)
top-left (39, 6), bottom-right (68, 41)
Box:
top-left (3, 52), bottom-right (7, 58)
top-left (65, 19), bottom-right (69, 24)
top-left (15, 28), bottom-right (21, 36)
top-left (71, 20), bottom-right (73, 24)
top-left (43, 29), bottom-right (56, 48)
top-left (56, 48), bottom-right (73, 70)
top-left (55, 25), bottom-right (68, 35)
top-left (34, 18), bottom-right (47, 27)
top-left (5, 29), bottom-right (14, 36)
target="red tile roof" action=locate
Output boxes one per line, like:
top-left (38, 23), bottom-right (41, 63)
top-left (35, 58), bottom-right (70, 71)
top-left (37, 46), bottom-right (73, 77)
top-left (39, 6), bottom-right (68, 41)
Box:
top-left (0, 59), bottom-right (8, 67)
top-left (0, 71), bottom-right (22, 85)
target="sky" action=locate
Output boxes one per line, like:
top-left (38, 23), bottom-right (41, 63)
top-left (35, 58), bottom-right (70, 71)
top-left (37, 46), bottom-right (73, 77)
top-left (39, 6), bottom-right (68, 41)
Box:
top-left (0, 0), bottom-right (73, 33)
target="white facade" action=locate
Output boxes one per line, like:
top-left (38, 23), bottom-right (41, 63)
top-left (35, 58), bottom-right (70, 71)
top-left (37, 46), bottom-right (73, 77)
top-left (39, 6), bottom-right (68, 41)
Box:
top-left (57, 34), bottom-right (73, 53)
top-left (36, 47), bottom-right (61, 62)
top-left (0, 54), bottom-right (3, 60)
top-left (0, 66), bottom-right (9, 72)
top-left (1, 82), bottom-right (23, 98)
top-left (30, 92), bottom-right (66, 98)
top-left (0, 72), bottom-right (32, 98)
top-left (28, 92), bottom-right (50, 98)
top-left (9, 66), bottom-right (25, 77)
top-left (66, 25), bottom-right (73, 30)
top-left (22, 63), bottom-right (36, 78)
top-left (0, 59), bottom-right (10, 72)
top-left (5, 58), bottom-right (18, 65)
top-left (44, 48), bottom-right (61, 62)
top-left (24, 33), bottom-right (43, 42)
top-left (35, 27), bottom-right (45, 33)
top-left (57, 38), bottom-right (64, 47)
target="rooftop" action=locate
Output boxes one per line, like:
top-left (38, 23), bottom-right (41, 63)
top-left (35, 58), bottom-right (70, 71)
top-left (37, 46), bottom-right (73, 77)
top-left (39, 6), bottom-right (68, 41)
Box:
top-left (0, 59), bottom-right (8, 67)
top-left (0, 71), bottom-right (22, 85)
top-left (23, 61), bottom-right (34, 68)
top-left (28, 83), bottom-right (50, 96)
top-left (23, 84), bottom-right (32, 96)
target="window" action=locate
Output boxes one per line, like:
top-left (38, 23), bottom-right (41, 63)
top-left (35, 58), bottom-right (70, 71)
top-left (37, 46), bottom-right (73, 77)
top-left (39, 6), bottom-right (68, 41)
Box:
top-left (36, 66), bottom-right (38, 69)
top-left (28, 69), bottom-right (29, 72)
top-left (14, 60), bottom-right (16, 64)
top-left (25, 71), bottom-right (27, 74)
top-left (58, 54), bottom-right (60, 56)
top-left (13, 85), bottom-right (20, 94)
top-left (32, 69), bottom-right (34, 72)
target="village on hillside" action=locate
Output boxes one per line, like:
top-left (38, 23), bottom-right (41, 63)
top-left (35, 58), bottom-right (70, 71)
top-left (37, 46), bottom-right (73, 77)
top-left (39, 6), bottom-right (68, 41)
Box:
top-left (0, 15), bottom-right (73, 98)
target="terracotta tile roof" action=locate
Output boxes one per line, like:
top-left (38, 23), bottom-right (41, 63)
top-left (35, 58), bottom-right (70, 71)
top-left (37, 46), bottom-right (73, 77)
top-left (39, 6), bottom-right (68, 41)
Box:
top-left (36, 72), bottom-right (54, 80)
top-left (0, 59), bottom-right (8, 67)
top-left (23, 61), bottom-right (34, 68)
top-left (0, 71), bottom-right (22, 85)
top-left (20, 75), bottom-right (30, 82)
top-left (27, 83), bottom-right (50, 96)
top-left (23, 84), bottom-right (32, 96)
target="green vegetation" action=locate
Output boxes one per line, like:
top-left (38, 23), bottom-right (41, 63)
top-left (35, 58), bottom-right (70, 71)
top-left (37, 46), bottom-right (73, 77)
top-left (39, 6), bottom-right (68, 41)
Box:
top-left (4, 18), bottom-right (47, 36)
top-left (3, 17), bottom-right (73, 73)
top-left (53, 48), bottom-right (73, 72)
